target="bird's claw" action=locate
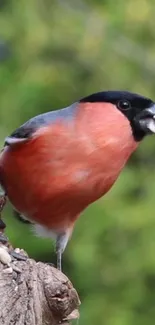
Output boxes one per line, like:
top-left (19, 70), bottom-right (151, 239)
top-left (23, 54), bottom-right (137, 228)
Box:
top-left (0, 231), bottom-right (27, 261)
top-left (10, 250), bottom-right (28, 261)
top-left (46, 262), bottom-right (55, 267)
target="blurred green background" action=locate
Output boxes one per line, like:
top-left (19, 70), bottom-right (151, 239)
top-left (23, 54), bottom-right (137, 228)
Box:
top-left (1, 0), bottom-right (155, 324)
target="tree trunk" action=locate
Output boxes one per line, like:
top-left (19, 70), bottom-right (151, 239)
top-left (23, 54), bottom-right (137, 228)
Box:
top-left (0, 245), bottom-right (80, 325)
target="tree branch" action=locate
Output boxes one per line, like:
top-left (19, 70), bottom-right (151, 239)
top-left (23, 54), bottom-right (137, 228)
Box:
top-left (0, 245), bottom-right (80, 325)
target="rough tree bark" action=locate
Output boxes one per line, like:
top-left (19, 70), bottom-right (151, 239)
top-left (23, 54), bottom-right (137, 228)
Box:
top-left (0, 243), bottom-right (80, 325)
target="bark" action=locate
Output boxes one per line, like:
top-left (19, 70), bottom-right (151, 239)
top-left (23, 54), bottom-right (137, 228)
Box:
top-left (0, 245), bottom-right (80, 325)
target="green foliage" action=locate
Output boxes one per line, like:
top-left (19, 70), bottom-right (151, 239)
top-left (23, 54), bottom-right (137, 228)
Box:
top-left (1, 1), bottom-right (155, 324)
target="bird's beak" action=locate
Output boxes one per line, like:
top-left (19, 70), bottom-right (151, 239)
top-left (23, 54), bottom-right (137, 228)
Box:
top-left (134, 104), bottom-right (155, 134)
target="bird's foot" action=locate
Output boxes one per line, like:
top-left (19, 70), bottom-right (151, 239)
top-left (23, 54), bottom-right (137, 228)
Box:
top-left (10, 250), bottom-right (28, 261)
top-left (46, 262), bottom-right (55, 267)
top-left (0, 231), bottom-right (27, 262)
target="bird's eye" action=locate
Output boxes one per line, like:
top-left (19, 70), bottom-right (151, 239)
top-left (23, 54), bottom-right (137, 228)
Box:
top-left (117, 100), bottom-right (131, 110)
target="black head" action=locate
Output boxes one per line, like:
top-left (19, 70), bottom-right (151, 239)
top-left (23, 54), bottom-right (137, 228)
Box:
top-left (80, 91), bottom-right (155, 141)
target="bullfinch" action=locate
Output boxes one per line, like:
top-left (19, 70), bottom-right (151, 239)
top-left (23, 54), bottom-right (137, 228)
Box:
top-left (0, 90), bottom-right (155, 271)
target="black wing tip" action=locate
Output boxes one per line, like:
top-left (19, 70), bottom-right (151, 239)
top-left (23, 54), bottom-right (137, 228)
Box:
top-left (13, 210), bottom-right (33, 224)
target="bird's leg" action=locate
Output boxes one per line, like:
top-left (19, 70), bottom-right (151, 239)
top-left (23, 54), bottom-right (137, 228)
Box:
top-left (0, 194), bottom-right (27, 261)
top-left (56, 231), bottom-right (70, 272)
top-left (0, 193), bottom-right (7, 214)
top-left (56, 248), bottom-right (62, 271)
top-left (0, 194), bottom-right (8, 243)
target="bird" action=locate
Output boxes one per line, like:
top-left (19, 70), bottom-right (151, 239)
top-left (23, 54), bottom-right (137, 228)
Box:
top-left (0, 90), bottom-right (155, 271)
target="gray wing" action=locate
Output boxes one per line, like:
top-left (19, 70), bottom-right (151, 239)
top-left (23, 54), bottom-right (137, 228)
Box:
top-left (5, 103), bottom-right (77, 146)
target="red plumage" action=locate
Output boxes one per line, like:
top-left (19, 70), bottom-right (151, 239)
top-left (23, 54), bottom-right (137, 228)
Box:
top-left (0, 103), bottom-right (138, 231)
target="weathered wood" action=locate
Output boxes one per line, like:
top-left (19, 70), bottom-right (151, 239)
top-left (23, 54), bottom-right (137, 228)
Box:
top-left (0, 246), bottom-right (80, 325)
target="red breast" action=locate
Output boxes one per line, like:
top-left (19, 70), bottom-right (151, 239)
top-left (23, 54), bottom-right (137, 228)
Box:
top-left (0, 102), bottom-right (138, 231)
